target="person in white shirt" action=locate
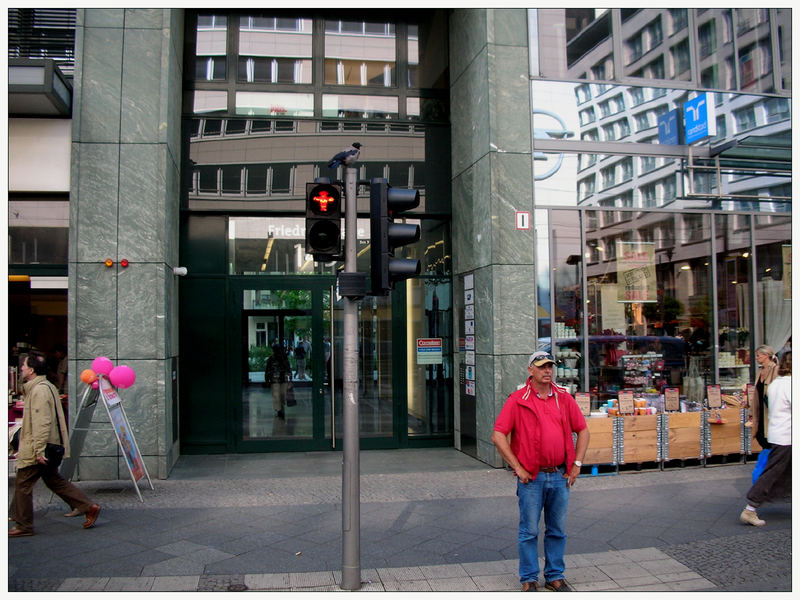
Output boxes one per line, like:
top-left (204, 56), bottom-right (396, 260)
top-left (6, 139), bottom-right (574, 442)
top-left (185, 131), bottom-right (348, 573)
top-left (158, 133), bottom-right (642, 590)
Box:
top-left (739, 351), bottom-right (792, 527)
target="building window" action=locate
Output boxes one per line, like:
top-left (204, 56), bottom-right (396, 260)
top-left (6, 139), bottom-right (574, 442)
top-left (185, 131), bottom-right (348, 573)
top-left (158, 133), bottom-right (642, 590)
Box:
top-left (668, 8), bottom-right (688, 34)
top-left (764, 98), bottom-right (790, 123)
top-left (195, 14), bottom-right (228, 81)
top-left (733, 105), bottom-right (757, 132)
top-left (324, 20), bottom-right (396, 87)
top-left (698, 20), bottom-right (716, 59)
top-left (670, 39), bottom-right (691, 78)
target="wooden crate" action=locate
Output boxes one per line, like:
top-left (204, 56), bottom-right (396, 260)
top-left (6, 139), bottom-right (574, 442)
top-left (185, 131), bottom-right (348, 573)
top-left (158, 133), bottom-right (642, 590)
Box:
top-left (619, 414), bottom-right (660, 464)
top-left (664, 412), bottom-right (703, 461)
top-left (583, 416), bottom-right (615, 465)
top-left (707, 409), bottom-right (743, 456)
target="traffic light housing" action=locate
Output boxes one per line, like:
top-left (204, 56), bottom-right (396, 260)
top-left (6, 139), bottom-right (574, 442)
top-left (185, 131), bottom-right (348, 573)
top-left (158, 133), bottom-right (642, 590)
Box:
top-left (305, 181), bottom-right (342, 260)
top-left (369, 178), bottom-right (421, 295)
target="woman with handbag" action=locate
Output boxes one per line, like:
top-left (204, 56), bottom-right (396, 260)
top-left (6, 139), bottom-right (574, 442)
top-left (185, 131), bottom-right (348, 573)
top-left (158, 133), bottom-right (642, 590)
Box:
top-left (9, 353), bottom-right (100, 537)
top-left (740, 352), bottom-right (791, 526)
top-left (750, 345), bottom-right (779, 450)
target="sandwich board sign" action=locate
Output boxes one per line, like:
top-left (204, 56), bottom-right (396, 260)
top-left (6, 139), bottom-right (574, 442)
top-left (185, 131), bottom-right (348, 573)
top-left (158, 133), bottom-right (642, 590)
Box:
top-left (61, 377), bottom-right (153, 502)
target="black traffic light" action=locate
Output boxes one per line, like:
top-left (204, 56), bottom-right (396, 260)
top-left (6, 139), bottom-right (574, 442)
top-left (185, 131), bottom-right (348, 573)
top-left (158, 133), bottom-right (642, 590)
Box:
top-left (369, 178), bottom-right (421, 295)
top-left (305, 181), bottom-right (342, 260)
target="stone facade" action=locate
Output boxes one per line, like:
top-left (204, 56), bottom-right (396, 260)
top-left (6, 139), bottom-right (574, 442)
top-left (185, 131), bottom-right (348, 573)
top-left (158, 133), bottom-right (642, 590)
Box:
top-left (69, 9), bottom-right (184, 479)
top-left (449, 9), bottom-right (535, 467)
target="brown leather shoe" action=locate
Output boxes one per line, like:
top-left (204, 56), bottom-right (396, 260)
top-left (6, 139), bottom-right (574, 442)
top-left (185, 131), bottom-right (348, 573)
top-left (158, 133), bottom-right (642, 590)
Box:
top-left (522, 581), bottom-right (539, 591)
top-left (8, 528), bottom-right (34, 537)
top-left (545, 579), bottom-right (572, 592)
top-left (82, 504), bottom-right (101, 529)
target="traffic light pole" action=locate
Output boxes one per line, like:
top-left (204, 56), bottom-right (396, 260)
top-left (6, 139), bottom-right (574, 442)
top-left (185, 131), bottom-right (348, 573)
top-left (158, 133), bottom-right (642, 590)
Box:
top-left (340, 166), bottom-right (361, 591)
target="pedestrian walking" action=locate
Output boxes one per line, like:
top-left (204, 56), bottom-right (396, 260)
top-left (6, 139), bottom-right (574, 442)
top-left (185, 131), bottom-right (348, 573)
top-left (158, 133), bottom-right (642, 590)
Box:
top-left (740, 351), bottom-right (791, 527)
top-left (750, 345), bottom-right (779, 449)
top-left (9, 353), bottom-right (101, 537)
top-left (492, 351), bottom-right (590, 592)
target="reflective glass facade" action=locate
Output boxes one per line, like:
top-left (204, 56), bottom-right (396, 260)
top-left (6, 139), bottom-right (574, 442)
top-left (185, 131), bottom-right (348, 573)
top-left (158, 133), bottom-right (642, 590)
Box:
top-left (179, 11), bottom-right (452, 452)
top-left (529, 9), bottom-right (791, 411)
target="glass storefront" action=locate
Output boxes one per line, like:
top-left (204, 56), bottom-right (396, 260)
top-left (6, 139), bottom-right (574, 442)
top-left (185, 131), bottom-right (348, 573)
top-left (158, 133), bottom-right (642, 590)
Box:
top-left (530, 9), bottom-right (791, 417)
top-left (180, 11), bottom-right (452, 452)
top-left (538, 206), bottom-right (790, 412)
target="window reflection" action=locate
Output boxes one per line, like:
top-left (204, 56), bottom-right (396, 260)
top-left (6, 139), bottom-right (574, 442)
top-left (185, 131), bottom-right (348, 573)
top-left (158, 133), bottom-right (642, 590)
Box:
top-left (324, 19), bottom-right (396, 87)
top-left (532, 80), bottom-right (790, 211)
top-left (322, 94), bottom-right (398, 119)
top-left (535, 9), bottom-right (788, 94)
top-left (235, 92), bottom-right (313, 117)
top-left (195, 14), bottom-right (227, 81)
top-left (238, 16), bottom-right (312, 84)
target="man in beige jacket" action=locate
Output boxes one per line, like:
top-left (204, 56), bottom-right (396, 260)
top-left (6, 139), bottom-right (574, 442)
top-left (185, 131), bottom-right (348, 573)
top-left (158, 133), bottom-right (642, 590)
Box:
top-left (9, 353), bottom-right (101, 537)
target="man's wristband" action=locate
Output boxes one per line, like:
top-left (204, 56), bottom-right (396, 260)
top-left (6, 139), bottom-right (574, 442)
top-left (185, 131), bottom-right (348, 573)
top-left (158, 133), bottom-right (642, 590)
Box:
top-left (573, 460), bottom-right (582, 468)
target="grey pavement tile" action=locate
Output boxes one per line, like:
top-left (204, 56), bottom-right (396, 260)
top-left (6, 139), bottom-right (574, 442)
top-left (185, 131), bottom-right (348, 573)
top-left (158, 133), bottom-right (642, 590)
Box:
top-left (154, 540), bottom-right (210, 556)
top-left (656, 571), bottom-right (706, 583)
top-left (419, 562), bottom-right (469, 579)
top-left (427, 576), bottom-right (480, 591)
top-left (617, 546), bottom-right (670, 561)
top-left (184, 546), bottom-right (237, 564)
top-left (150, 575), bottom-right (201, 591)
top-left (140, 556), bottom-right (207, 577)
top-left (564, 565), bottom-right (611, 584)
top-left (623, 582), bottom-right (675, 591)
top-left (376, 565), bottom-right (426, 581)
top-left (571, 579), bottom-right (623, 591)
top-left (461, 559), bottom-right (517, 576)
top-left (667, 577), bottom-right (718, 591)
top-left (381, 579), bottom-right (433, 591)
top-left (638, 556), bottom-right (694, 575)
top-left (288, 570), bottom-right (337, 587)
top-left (103, 576), bottom-right (156, 591)
top-left (57, 577), bottom-right (110, 591)
top-left (332, 567), bottom-right (380, 585)
top-left (472, 572), bottom-right (520, 591)
top-left (244, 573), bottom-right (291, 590)
top-left (612, 574), bottom-right (664, 588)
top-left (597, 561), bottom-right (652, 580)
top-left (354, 580), bottom-right (386, 592)
top-left (571, 550), bottom-right (631, 565)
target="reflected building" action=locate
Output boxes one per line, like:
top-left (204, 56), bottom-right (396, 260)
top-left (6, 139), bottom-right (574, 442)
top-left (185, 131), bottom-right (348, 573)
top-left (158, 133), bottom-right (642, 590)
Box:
top-left (7, 8), bottom-right (791, 478)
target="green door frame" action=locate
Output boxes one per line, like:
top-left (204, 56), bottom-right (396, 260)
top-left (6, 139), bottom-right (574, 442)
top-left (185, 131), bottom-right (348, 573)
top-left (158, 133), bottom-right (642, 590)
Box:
top-left (227, 276), bottom-right (414, 452)
top-left (228, 276), bottom-right (334, 452)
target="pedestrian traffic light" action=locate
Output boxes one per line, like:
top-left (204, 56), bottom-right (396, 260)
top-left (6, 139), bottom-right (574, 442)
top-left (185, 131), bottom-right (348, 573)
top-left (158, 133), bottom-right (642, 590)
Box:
top-left (305, 181), bottom-right (342, 260)
top-left (369, 178), bottom-right (420, 295)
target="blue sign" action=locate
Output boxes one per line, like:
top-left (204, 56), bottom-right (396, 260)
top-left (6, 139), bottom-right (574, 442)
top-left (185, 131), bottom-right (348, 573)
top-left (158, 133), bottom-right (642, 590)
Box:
top-left (657, 109), bottom-right (680, 145)
top-left (683, 93), bottom-right (716, 144)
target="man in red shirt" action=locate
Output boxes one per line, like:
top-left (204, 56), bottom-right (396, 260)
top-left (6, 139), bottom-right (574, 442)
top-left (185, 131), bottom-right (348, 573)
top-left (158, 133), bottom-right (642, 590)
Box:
top-left (492, 351), bottom-right (589, 592)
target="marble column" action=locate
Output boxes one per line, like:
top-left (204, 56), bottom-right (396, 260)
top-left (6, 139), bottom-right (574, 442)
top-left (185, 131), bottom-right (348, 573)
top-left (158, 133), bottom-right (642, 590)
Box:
top-left (68, 9), bottom-right (184, 479)
top-left (450, 9), bottom-right (536, 467)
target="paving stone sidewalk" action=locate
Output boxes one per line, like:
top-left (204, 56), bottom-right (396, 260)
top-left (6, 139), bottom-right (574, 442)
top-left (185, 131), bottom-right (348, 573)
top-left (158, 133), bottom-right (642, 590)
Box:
top-left (7, 449), bottom-right (792, 592)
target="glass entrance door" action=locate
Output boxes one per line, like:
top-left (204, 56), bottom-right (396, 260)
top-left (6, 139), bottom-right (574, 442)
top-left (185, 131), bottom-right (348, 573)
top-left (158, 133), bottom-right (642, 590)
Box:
top-left (232, 278), bottom-right (399, 452)
top-left (235, 281), bottom-right (331, 451)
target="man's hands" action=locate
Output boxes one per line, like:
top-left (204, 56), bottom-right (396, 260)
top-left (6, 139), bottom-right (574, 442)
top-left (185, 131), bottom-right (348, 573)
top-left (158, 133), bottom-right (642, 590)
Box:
top-left (513, 465), bottom-right (533, 484)
top-left (563, 463), bottom-right (580, 487)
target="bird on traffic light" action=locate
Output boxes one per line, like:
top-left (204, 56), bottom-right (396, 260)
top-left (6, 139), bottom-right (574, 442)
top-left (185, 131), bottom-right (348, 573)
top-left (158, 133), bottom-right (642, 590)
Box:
top-left (327, 142), bottom-right (362, 168)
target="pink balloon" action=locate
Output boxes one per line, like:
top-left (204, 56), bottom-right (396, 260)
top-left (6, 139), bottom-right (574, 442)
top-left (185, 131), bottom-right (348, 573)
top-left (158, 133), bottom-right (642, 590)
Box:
top-left (92, 356), bottom-right (114, 375)
top-left (91, 381), bottom-right (99, 389)
top-left (109, 365), bottom-right (136, 389)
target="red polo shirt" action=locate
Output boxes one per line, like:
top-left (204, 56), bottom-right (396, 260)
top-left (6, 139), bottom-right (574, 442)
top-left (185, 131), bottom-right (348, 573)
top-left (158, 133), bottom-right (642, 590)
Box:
top-left (493, 378), bottom-right (587, 477)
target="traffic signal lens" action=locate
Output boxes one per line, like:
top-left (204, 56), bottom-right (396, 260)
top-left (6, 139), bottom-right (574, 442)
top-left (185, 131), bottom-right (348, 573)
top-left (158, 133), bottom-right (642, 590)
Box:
top-left (307, 220), bottom-right (341, 253)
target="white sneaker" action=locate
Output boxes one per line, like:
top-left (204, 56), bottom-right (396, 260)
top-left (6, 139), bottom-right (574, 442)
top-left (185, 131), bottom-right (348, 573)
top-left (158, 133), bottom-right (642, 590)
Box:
top-left (739, 508), bottom-right (766, 526)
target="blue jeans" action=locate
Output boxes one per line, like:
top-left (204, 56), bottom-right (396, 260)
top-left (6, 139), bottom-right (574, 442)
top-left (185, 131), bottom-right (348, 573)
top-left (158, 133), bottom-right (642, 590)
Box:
top-left (517, 469), bottom-right (570, 584)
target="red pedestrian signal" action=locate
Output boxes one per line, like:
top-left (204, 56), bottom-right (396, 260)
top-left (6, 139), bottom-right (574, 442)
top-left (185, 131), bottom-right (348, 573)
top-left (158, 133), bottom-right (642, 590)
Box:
top-left (305, 182), bottom-right (342, 260)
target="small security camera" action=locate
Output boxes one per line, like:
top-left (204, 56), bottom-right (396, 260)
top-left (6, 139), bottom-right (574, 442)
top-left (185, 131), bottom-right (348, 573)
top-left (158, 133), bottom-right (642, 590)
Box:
top-left (173, 267), bottom-right (188, 276)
